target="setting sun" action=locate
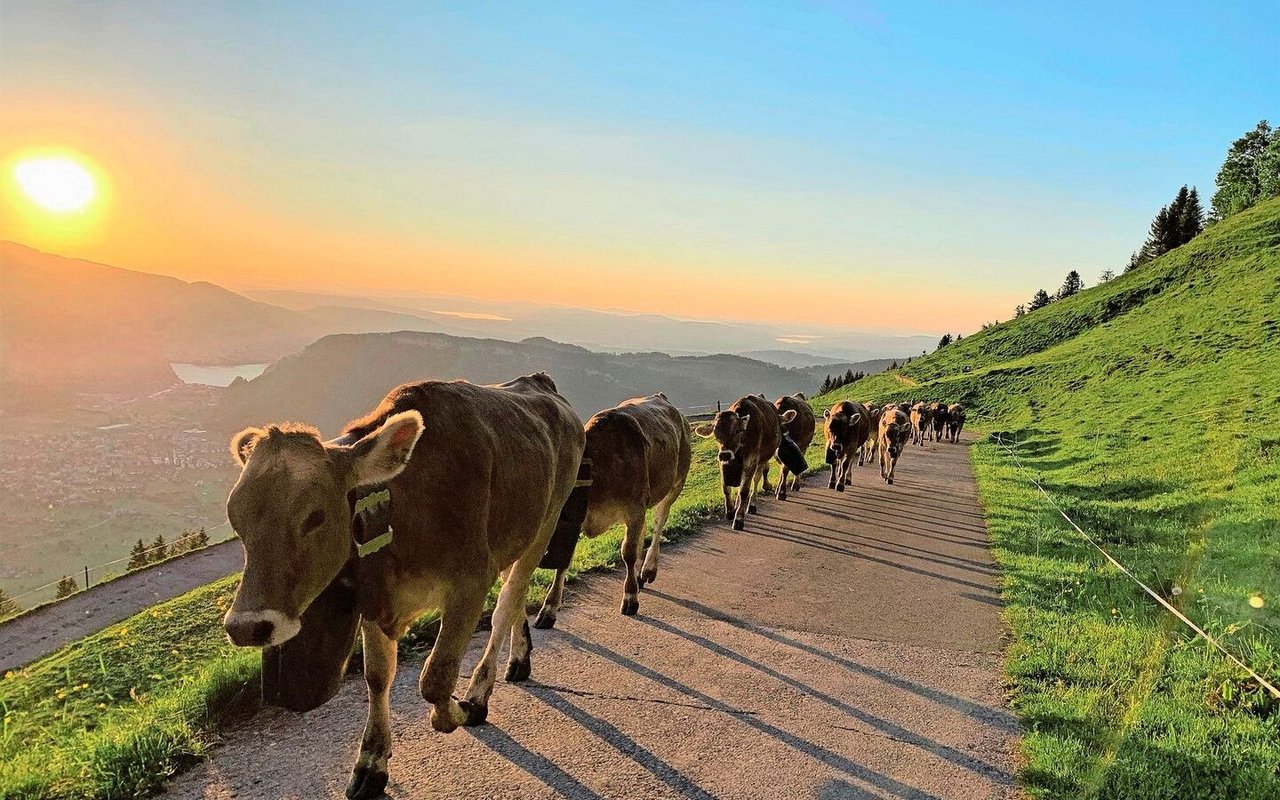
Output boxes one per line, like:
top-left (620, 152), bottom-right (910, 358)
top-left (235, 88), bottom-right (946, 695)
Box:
top-left (13, 156), bottom-right (97, 213)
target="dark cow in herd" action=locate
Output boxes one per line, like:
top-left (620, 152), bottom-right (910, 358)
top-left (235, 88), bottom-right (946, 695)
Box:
top-left (695, 394), bottom-right (795, 530)
top-left (774, 392), bottom-right (816, 499)
top-left (930, 401), bottom-right (949, 442)
top-left (224, 374), bottom-right (584, 799)
top-left (822, 400), bottom-right (872, 491)
top-left (534, 393), bottom-right (691, 628)
top-left (222, 369), bottom-right (970, 795)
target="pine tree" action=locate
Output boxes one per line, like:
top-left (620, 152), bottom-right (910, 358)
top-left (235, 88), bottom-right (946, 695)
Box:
top-left (1014, 304), bottom-right (1026, 318)
top-left (1125, 251), bottom-right (1143, 273)
top-left (955, 333), bottom-right (962, 342)
top-left (890, 360), bottom-right (899, 370)
top-left (1098, 268), bottom-right (1115, 283)
top-left (937, 333), bottom-right (953, 349)
top-left (820, 375), bottom-right (833, 394)
top-left (843, 368), bottom-right (855, 385)
top-left (55, 575), bottom-right (79, 600)
top-left (1057, 270), bottom-right (1083, 299)
top-left (127, 539), bottom-right (148, 570)
top-left (1178, 187), bottom-right (1204, 244)
top-left (193, 527), bottom-right (210, 548)
top-left (1029, 289), bottom-right (1052, 311)
top-left (149, 534), bottom-right (168, 563)
top-left (1211, 120), bottom-right (1275, 220)
top-left (0, 587), bottom-right (20, 617)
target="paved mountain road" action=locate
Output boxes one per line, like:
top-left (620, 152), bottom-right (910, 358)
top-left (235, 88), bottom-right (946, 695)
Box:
top-left (164, 434), bottom-right (1022, 800)
top-left (0, 540), bottom-right (242, 673)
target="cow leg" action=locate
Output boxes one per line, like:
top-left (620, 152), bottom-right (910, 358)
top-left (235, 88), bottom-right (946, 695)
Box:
top-left (461, 545), bottom-right (543, 720)
top-left (420, 583), bottom-right (488, 733)
top-left (760, 459), bottom-right (773, 494)
top-left (532, 568), bottom-right (568, 630)
top-left (723, 485), bottom-right (734, 519)
top-left (777, 465), bottom-right (789, 500)
top-left (640, 491), bottom-right (677, 587)
top-left (733, 472), bottom-right (752, 530)
top-left (828, 458), bottom-right (839, 489)
top-left (346, 622), bottom-right (397, 800)
top-left (620, 511), bottom-right (645, 615)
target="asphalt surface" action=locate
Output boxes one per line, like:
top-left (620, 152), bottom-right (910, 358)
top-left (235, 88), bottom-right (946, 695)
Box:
top-left (164, 433), bottom-right (1021, 800)
top-left (0, 540), bottom-right (242, 673)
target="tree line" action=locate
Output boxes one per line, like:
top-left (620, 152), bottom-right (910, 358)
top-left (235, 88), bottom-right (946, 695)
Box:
top-left (0, 526), bottom-right (216, 613)
top-left (1011, 119), bottom-right (1278, 320)
top-left (819, 369), bottom-right (867, 394)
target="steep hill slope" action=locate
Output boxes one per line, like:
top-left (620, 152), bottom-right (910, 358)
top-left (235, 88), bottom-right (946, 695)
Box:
top-left (820, 197), bottom-right (1280, 799)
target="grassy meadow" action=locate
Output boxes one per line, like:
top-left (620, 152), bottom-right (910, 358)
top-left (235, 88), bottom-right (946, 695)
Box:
top-left (818, 197), bottom-right (1280, 798)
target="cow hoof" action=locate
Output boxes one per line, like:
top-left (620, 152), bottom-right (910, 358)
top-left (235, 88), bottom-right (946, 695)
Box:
top-left (835, 483), bottom-right (845, 492)
top-left (639, 566), bottom-right (657, 586)
top-left (748, 504), bottom-right (758, 514)
top-left (886, 478), bottom-right (894, 485)
top-left (620, 597), bottom-right (639, 616)
top-left (777, 493), bottom-right (787, 501)
top-left (459, 698), bottom-right (490, 725)
top-left (827, 481), bottom-right (836, 490)
top-left (504, 657), bottom-right (531, 683)
top-left (346, 766), bottom-right (388, 800)
top-left (732, 519), bottom-right (745, 531)
top-left (532, 611), bottom-right (557, 630)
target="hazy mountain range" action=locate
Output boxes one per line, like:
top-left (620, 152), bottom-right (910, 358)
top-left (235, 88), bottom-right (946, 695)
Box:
top-left (0, 241), bottom-right (926, 414)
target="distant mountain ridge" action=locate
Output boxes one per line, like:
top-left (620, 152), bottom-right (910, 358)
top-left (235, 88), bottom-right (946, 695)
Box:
top-left (212, 330), bottom-right (894, 434)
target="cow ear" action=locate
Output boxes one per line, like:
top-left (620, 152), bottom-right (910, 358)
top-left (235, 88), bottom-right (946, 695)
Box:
top-left (345, 411), bottom-right (425, 488)
top-left (693, 422), bottom-right (715, 438)
top-left (738, 414), bottom-right (751, 429)
top-left (230, 427), bottom-right (266, 466)
top-left (823, 408), bottom-right (831, 419)
top-left (781, 409), bottom-right (797, 423)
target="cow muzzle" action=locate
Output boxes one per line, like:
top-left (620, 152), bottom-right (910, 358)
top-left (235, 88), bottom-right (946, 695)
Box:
top-left (717, 450), bottom-right (735, 463)
top-left (224, 609), bottom-right (302, 648)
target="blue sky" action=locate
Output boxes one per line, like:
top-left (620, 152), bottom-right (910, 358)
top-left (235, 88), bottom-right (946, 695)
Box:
top-left (2, 1), bottom-right (1276, 331)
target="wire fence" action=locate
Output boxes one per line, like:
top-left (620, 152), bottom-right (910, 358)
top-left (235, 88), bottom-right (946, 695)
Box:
top-left (5, 520), bottom-right (232, 608)
top-left (992, 431), bottom-right (1279, 700)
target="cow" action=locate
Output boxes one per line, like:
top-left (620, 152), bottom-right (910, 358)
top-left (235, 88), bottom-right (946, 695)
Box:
top-left (774, 392), bottom-right (816, 499)
top-left (910, 402), bottom-right (933, 447)
top-left (822, 401), bottom-right (872, 491)
top-left (947, 403), bottom-right (967, 443)
top-left (861, 404), bottom-right (884, 467)
top-left (533, 393), bottom-right (691, 629)
top-left (222, 373), bottom-right (585, 799)
top-left (930, 402), bottom-right (949, 442)
top-left (878, 407), bottom-right (912, 485)
top-left (694, 394), bottom-right (793, 530)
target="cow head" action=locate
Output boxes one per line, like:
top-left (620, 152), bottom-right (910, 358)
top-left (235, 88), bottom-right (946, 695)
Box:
top-left (822, 404), bottom-right (860, 454)
top-left (694, 410), bottom-right (752, 463)
top-left (222, 411), bottom-right (424, 648)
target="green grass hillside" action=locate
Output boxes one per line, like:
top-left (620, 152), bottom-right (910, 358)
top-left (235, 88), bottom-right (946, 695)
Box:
top-left (820, 196), bottom-right (1280, 798)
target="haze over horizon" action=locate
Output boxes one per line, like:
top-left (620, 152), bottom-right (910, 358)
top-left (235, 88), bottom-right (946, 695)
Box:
top-left (2, 1), bottom-right (1277, 334)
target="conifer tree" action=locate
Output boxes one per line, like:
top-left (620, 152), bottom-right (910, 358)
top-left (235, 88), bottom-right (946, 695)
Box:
top-left (0, 587), bottom-right (20, 617)
top-left (1014, 304), bottom-right (1026, 318)
top-left (194, 527), bottom-right (210, 548)
top-left (1058, 270), bottom-right (1083, 299)
top-left (1029, 289), bottom-right (1052, 310)
top-left (149, 534), bottom-right (168, 563)
top-left (937, 333), bottom-right (953, 349)
top-left (127, 539), bottom-right (148, 570)
top-left (1211, 120), bottom-right (1275, 220)
top-left (55, 575), bottom-right (79, 600)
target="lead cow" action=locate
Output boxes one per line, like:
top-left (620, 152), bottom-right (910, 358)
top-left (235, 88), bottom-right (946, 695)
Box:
top-left (696, 394), bottom-right (794, 530)
top-left (879, 407), bottom-right (911, 484)
top-left (222, 374), bottom-right (584, 799)
top-left (533, 393), bottom-right (691, 628)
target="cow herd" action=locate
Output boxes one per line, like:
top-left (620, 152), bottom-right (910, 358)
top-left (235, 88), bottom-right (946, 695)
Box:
top-left (218, 373), bottom-right (967, 798)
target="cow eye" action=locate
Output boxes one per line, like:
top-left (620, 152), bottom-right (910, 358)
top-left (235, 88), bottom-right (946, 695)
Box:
top-left (302, 509), bottom-right (326, 532)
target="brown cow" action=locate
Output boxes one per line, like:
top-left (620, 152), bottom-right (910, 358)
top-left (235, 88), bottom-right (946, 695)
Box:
top-left (930, 402), bottom-right (949, 442)
top-left (909, 402), bottom-right (932, 447)
top-left (861, 403), bottom-right (884, 467)
top-left (774, 392), bottom-right (816, 499)
top-left (878, 407), bottom-right (911, 484)
top-left (947, 403), bottom-right (967, 443)
top-left (695, 394), bottom-right (793, 530)
top-left (823, 401), bottom-right (872, 491)
top-left (222, 374), bottom-right (584, 799)
top-left (533, 393), bottom-right (691, 629)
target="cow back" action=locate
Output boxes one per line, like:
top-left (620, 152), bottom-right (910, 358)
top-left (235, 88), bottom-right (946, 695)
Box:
top-left (584, 394), bottom-right (691, 513)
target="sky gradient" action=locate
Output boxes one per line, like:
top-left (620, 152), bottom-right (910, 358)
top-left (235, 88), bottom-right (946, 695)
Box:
top-left (2, 1), bottom-right (1276, 333)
